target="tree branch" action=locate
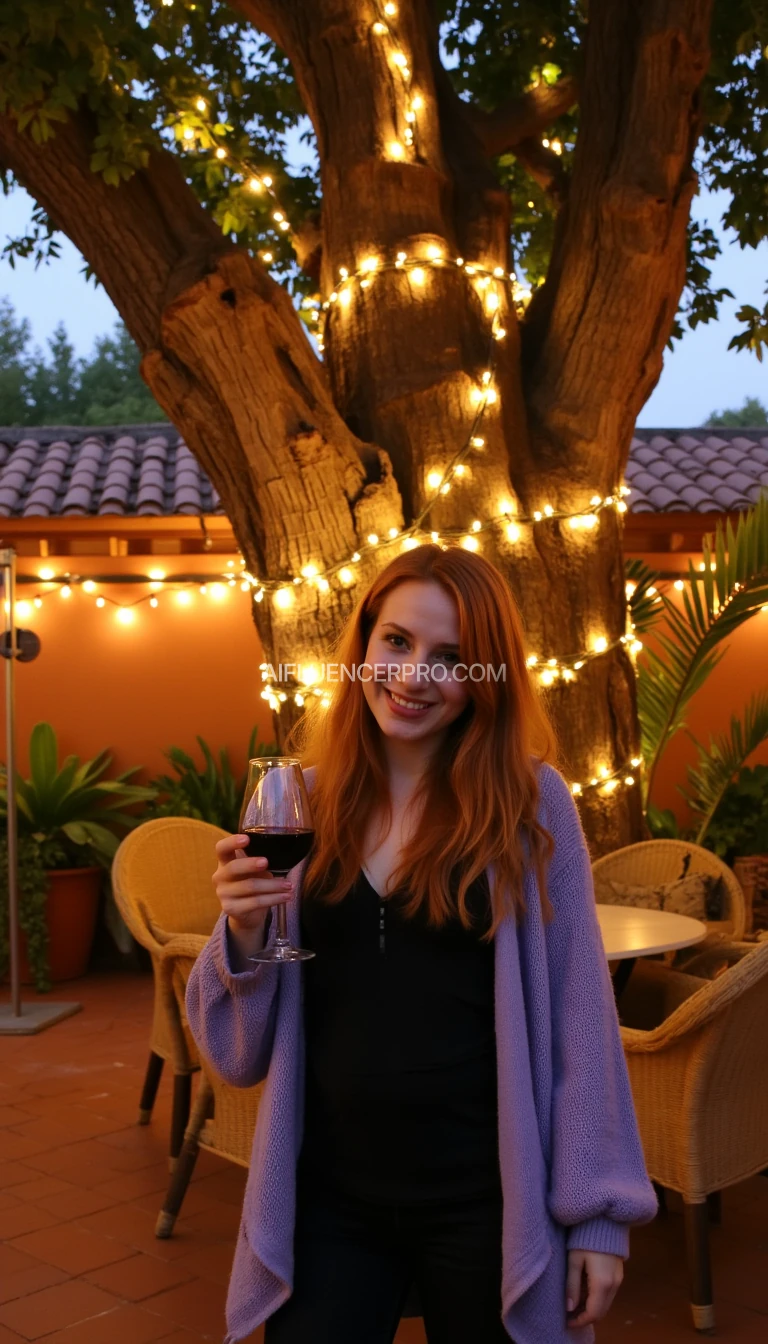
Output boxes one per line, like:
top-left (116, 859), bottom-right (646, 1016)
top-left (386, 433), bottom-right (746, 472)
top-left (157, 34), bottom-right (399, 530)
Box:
top-left (0, 106), bottom-right (230, 352)
top-left (466, 77), bottom-right (578, 159)
top-left (507, 137), bottom-right (569, 209)
top-left (523, 0), bottom-right (714, 481)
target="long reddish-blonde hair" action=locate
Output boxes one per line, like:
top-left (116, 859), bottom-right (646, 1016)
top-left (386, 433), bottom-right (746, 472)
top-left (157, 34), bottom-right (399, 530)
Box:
top-left (287, 543), bottom-right (558, 937)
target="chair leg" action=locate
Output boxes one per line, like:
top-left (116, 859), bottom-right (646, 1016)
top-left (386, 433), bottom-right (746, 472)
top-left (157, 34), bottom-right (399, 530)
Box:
top-left (155, 1077), bottom-right (213, 1239)
top-left (683, 1200), bottom-right (715, 1334)
top-left (706, 1191), bottom-right (721, 1227)
top-left (138, 1050), bottom-right (164, 1124)
top-left (652, 1181), bottom-right (668, 1217)
top-left (169, 1074), bottom-right (192, 1171)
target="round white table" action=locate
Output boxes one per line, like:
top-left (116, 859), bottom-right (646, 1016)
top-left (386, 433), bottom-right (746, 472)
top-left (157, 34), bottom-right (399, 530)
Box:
top-left (596, 904), bottom-right (708, 997)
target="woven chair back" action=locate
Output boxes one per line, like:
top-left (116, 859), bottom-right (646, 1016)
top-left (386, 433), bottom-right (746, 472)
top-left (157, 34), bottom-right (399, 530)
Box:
top-left (112, 817), bottom-right (228, 952)
top-left (592, 838), bottom-right (746, 939)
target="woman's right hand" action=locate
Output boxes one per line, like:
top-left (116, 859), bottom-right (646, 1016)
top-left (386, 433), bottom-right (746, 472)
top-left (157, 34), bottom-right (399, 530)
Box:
top-left (213, 834), bottom-right (293, 959)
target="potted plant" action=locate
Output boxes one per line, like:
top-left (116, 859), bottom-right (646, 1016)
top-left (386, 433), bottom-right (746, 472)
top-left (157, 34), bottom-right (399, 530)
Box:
top-left (694, 764), bottom-right (768, 933)
top-left (0, 722), bottom-right (156, 989)
top-left (149, 729), bottom-right (279, 832)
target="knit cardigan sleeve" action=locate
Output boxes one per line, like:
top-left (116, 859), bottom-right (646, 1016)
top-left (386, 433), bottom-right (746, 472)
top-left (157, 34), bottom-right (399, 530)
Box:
top-left (542, 776), bottom-right (658, 1258)
top-left (185, 911), bottom-right (281, 1088)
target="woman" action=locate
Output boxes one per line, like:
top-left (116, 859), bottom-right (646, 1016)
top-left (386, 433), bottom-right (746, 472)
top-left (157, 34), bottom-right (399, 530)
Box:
top-left (186, 543), bottom-right (657, 1344)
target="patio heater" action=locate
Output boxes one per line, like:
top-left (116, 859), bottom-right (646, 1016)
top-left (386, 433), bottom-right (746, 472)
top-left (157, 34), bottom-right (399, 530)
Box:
top-left (0, 547), bottom-right (81, 1034)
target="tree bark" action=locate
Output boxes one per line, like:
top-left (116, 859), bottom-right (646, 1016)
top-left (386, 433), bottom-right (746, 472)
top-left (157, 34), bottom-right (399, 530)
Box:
top-left (1, 0), bottom-right (715, 853)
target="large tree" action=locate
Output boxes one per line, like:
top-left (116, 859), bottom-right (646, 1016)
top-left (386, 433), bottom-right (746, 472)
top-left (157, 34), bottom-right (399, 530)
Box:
top-left (1, 0), bottom-right (766, 853)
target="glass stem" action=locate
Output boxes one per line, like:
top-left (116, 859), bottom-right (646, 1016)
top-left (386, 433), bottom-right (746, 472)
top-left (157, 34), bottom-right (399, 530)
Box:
top-left (275, 892), bottom-right (289, 944)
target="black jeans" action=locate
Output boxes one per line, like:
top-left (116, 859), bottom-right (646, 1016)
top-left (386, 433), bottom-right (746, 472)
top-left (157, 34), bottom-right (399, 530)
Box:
top-left (264, 1175), bottom-right (511, 1344)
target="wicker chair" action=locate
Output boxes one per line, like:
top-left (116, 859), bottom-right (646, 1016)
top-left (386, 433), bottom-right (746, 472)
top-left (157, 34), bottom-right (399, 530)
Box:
top-left (111, 817), bottom-right (227, 1165)
top-left (592, 840), bottom-right (747, 953)
top-left (153, 933), bottom-right (263, 1237)
top-left (620, 940), bottom-right (768, 1332)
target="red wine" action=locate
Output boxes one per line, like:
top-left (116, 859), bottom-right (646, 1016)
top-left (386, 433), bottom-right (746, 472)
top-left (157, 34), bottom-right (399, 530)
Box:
top-left (244, 827), bottom-right (314, 874)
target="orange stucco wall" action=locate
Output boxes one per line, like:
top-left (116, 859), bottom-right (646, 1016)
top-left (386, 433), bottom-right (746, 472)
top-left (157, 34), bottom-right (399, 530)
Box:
top-left (1, 573), bottom-right (274, 783)
top-left (1, 549), bottom-right (765, 825)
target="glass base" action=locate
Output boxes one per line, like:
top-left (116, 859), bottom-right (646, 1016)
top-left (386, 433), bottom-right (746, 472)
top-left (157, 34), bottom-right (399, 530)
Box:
top-left (248, 941), bottom-right (316, 964)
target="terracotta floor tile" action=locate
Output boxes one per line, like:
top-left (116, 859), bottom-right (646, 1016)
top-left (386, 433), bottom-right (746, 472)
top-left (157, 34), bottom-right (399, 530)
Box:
top-left (0, 1109), bottom-right (34, 1128)
top-left (0, 1326), bottom-right (26, 1344)
top-left (40, 1304), bottom-right (177, 1344)
top-left (83, 1251), bottom-right (195, 1301)
top-left (181, 1202), bottom-right (243, 1243)
top-left (93, 1162), bottom-right (172, 1203)
top-left (34, 1186), bottom-right (116, 1221)
top-left (0, 1205), bottom-right (60, 1240)
top-left (142, 1276), bottom-right (228, 1338)
top-left (0, 1164), bottom-right (38, 1191)
top-left (8, 1176), bottom-right (74, 1203)
top-left (0, 1134), bottom-right (46, 1164)
top-left (75, 1204), bottom-right (195, 1261)
top-left (0, 1262), bottom-right (69, 1307)
top-left (0, 1279), bottom-right (119, 1340)
top-left (150, 1332), bottom-right (213, 1344)
top-left (8, 1223), bottom-right (134, 1275)
top-left (0, 1193), bottom-right (21, 1214)
top-left (174, 1241), bottom-right (235, 1287)
top-left (0, 1245), bottom-right (47, 1277)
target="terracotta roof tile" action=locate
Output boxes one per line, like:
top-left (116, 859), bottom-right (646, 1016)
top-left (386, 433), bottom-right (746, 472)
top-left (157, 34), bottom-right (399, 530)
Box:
top-left (0, 424), bottom-right (765, 518)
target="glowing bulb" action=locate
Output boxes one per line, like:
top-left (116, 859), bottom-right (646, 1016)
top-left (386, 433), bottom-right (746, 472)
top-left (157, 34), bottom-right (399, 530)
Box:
top-left (603, 778), bottom-right (618, 793)
top-left (39, 568), bottom-right (55, 581)
top-left (392, 52), bottom-right (407, 67)
top-left (426, 245), bottom-right (443, 260)
top-left (506, 523), bottom-right (520, 543)
top-left (367, 533), bottom-right (379, 546)
top-left (183, 127), bottom-right (195, 141)
top-left (176, 591), bottom-right (192, 607)
top-left (274, 587), bottom-right (295, 610)
top-left (412, 94), bottom-right (424, 110)
top-left (544, 504), bottom-right (554, 517)
top-left (34, 597), bottom-right (43, 609)
top-left (262, 252), bottom-right (273, 263)
top-left (373, 20), bottom-right (387, 33)
top-left (215, 147), bottom-right (226, 160)
top-left (387, 140), bottom-right (406, 159)
top-left (410, 267), bottom-right (426, 285)
top-left (388, 527), bottom-right (399, 538)
top-left (631, 757), bottom-right (642, 768)
top-left (454, 464), bottom-right (466, 477)
top-left (295, 693), bottom-right (305, 707)
top-left (96, 597), bottom-right (105, 608)
top-left (248, 177), bottom-right (263, 192)
top-left (15, 601), bottom-right (32, 621)
top-left (593, 636), bottom-right (608, 654)
top-left (339, 567), bottom-right (355, 586)
top-left (361, 255), bottom-right (379, 273)
top-left (631, 640), bottom-right (643, 655)
top-left (279, 220), bottom-right (290, 232)
top-left (624, 775), bottom-right (635, 786)
top-left (402, 536), bottom-right (420, 551)
top-left (82, 581), bottom-right (97, 594)
top-left (301, 663), bottom-right (322, 686)
top-left (150, 597), bottom-right (159, 608)
top-left (485, 291), bottom-right (499, 312)
top-left (338, 287), bottom-right (352, 307)
top-left (384, 1), bottom-right (397, 13)
top-left (460, 535), bottom-right (479, 552)
top-left (470, 388), bottom-right (484, 406)
top-left (396, 251), bottom-right (407, 266)
top-left (440, 483), bottom-right (451, 494)
top-left (471, 437), bottom-right (485, 448)
top-left (427, 471), bottom-right (442, 489)
top-left (352, 552), bottom-right (361, 562)
top-left (494, 327), bottom-right (507, 340)
top-left (471, 519), bottom-right (482, 532)
top-left (209, 583), bottom-right (227, 600)
top-left (540, 670), bottom-right (555, 686)
top-left (301, 563), bottom-right (319, 579)
top-left (486, 388), bottom-right (498, 404)
top-left (60, 585), bottom-right (72, 599)
top-left (262, 175), bottom-right (272, 187)
top-left (571, 783), bottom-right (582, 796)
top-left (116, 607), bottom-right (134, 625)
top-left (195, 97), bottom-right (206, 112)
top-left (149, 568), bottom-right (166, 581)
top-left (527, 656), bottom-right (538, 667)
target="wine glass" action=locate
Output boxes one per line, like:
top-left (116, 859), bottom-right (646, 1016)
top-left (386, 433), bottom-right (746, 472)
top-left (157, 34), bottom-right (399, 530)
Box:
top-left (239, 757), bottom-right (316, 963)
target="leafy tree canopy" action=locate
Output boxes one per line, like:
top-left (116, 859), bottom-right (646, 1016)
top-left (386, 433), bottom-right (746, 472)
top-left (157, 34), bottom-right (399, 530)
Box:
top-left (1, 0), bottom-right (767, 352)
top-left (706, 394), bottom-right (768, 426)
top-left (0, 296), bottom-right (166, 425)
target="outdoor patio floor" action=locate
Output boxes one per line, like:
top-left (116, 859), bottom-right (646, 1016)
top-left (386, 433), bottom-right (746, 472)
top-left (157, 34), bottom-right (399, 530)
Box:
top-left (1, 971), bottom-right (767, 1343)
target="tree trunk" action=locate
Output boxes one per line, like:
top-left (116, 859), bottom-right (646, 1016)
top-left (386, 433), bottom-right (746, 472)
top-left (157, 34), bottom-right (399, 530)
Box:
top-left (1, 0), bottom-right (714, 854)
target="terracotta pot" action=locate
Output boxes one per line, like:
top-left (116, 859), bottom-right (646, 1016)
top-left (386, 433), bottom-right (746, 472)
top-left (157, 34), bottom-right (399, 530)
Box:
top-left (17, 866), bottom-right (103, 984)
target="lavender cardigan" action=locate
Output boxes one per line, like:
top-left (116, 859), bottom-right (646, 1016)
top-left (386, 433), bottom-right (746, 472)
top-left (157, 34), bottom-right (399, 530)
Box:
top-left (186, 762), bottom-right (657, 1343)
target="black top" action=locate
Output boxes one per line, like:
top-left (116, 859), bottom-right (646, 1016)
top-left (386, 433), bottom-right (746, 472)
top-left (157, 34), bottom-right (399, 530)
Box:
top-left (297, 867), bottom-right (501, 1204)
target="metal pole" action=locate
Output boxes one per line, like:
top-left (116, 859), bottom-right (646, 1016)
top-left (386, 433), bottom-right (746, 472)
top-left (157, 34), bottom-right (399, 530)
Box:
top-left (1, 549), bottom-right (21, 1018)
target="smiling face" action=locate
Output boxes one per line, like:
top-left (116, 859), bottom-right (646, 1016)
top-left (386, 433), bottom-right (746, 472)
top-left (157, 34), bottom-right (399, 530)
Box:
top-left (361, 579), bottom-right (471, 748)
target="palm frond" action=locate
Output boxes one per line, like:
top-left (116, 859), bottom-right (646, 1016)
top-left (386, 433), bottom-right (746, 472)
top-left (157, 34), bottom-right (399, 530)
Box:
top-left (625, 559), bottom-right (665, 636)
top-left (681, 691), bottom-right (768, 844)
top-left (640, 491), bottom-right (768, 801)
